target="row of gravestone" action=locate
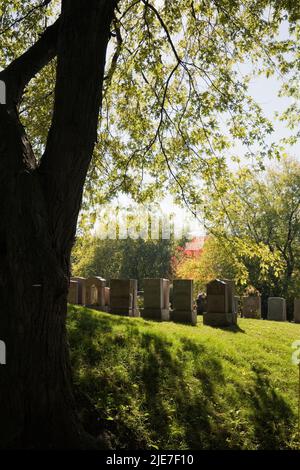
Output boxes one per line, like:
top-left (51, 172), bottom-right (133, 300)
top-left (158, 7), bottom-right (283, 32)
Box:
top-left (204, 279), bottom-right (300, 324)
top-left (68, 277), bottom-right (300, 326)
top-left (238, 295), bottom-right (300, 322)
top-left (68, 276), bottom-right (197, 324)
top-left (198, 282), bottom-right (300, 323)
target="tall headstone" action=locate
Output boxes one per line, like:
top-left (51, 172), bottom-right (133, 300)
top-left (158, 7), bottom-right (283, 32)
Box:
top-left (171, 279), bottom-right (197, 325)
top-left (70, 276), bottom-right (86, 305)
top-left (267, 297), bottom-right (286, 321)
top-left (294, 298), bottom-right (300, 323)
top-left (85, 276), bottom-right (108, 311)
top-left (203, 279), bottom-right (235, 326)
top-left (142, 278), bottom-right (170, 321)
top-left (206, 279), bottom-right (228, 313)
top-left (110, 279), bottom-right (139, 317)
top-left (68, 280), bottom-right (79, 304)
top-left (241, 295), bottom-right (261, 319)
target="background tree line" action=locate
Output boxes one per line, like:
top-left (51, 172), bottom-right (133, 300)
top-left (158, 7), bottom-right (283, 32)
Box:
top-left (72, 235), bottom-right (184, 289)
top-left (176, 159), bottom-right (300, 319)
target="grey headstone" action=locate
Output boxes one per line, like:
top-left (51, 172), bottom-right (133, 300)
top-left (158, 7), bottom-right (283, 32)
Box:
top-left (294, 298), bottom-right (300, 323)
top-left (71, 276), bottom-right (86, 305)
top-left (204, 279), bottom-right (236, 326)
top-left (206, 279), bottom-right (228, 314)
top-left (267, 297), bottom-right (286, 321)
top-left (68, 280), bottom-right (79, 304)
top-left (242, 295), bottom-right (261, 319)
top-left (171, 279), bottom-right (196, 325)
top-left (110, 279), bottom-right (139, 317)
top-left (242, 295), bottom-right (261, 318)
top-left (142, 278), bottom-right (170, 321)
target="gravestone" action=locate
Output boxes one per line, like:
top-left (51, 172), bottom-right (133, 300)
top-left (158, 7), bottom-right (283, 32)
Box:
top-left (171, 279), bottom-right (197, 325)
top-left (85, 276), bottom-right (108, 311)
top-left (234, 296), bottom-right (240, 317)
top-left (241, 295), bottom-right (261, 319)
top-left (294, 299), bottom-right (300, 323)
top-left (110, 279), bottom-right (139, 317)
top-left (203, 279), bottom-right (235, 326)
top-left (0, 79), bottom-right (6, 105)
top-left (142, 278), bottom-right (170, 321)
top-left (206, 279), bottom-right (228, 313)
top-left (196, 293), bottom-right (207, 315)
top-left (70, 276), bottom-right (86, 305)
top-left (267, 297), bottom-right (286, 321)
top-left (104, 287), bottom-right (110, 308)
top-left (222, 279), bottom-right (237, 324)
top-left (68, 280), bottom-right (79, 304)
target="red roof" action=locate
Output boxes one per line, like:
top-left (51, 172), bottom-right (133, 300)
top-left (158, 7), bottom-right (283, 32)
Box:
top-left (184, 236), bottom-right (207, 256)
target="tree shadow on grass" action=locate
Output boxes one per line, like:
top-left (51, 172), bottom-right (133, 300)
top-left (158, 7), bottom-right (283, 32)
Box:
top-left (68, 307), bottom-right (230, 448)
top-left (211, 324), bottom-right (246, 334)
top-left (67, 307), bottom-right (295, 450)
top-left (241, 365), bottom-right (295, 449)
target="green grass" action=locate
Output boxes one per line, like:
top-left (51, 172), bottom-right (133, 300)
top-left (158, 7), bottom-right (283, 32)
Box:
top-left (67, 305), bottom-right (300, 450)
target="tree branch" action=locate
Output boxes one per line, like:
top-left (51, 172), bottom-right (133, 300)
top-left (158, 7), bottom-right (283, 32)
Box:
top-left (141, 0), bottom-right (182, 64)
top-left (0, 18), bottom-right (60, 106)
top-left (103, 17), bottom-right (123, 94)
top-left (0, 0), bottom-right (53, 36)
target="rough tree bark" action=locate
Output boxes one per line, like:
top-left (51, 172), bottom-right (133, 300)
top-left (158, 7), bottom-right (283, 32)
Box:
top-left (0, 0), bottom-right (116, 449)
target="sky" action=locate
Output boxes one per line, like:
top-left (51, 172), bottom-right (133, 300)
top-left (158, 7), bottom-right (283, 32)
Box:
top-left (236, 23), bottom-right (300, 161)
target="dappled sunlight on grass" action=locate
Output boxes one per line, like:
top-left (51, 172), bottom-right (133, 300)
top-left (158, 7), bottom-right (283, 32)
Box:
top-left (67, 305), bottom-right (300, 449)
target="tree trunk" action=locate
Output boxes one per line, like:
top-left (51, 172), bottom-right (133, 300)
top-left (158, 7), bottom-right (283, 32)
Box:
top-left (0, 0), bottom-right (116, 449)
top-left (0, 147), bottom-right (84, 448)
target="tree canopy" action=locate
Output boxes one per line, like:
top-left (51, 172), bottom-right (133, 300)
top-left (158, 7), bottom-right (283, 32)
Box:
top-left (2, 0), bottom-right (299, 214)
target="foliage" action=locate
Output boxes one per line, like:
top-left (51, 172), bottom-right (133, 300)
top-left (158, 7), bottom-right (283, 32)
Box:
top-left (68, 305), bottom-right (300, 449)
top-left (72, 235), bottom-right (179, 287)
top-left (0, 1), bottom-right (60, 157)
top-left (175, 236), bottom-right (240, 294)
top-left (1, 0), bottom-right (298, 214)
top-left (92, 0), bottom-right (285, 208)
top-left (176, 159), bottom-right (300, 312)
top-left (277, 22), bottom-right (300, 145)
top-left (202, 158), bottom-right (300, 315)
top-left (72, 204), bottom-right (188, 285)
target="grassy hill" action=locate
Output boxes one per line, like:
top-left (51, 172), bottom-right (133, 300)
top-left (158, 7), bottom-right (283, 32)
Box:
top-left (67, 305), bottom-right (300, 450)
